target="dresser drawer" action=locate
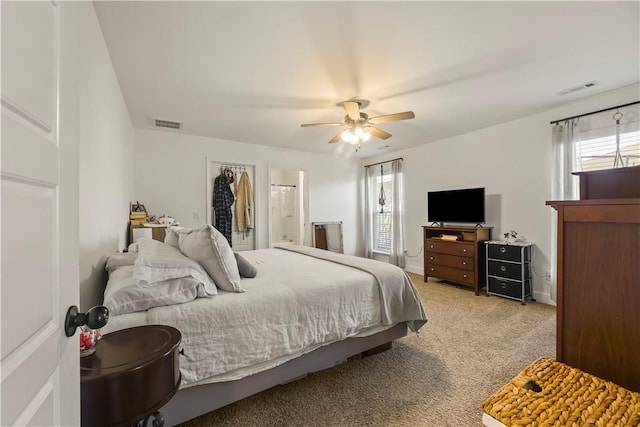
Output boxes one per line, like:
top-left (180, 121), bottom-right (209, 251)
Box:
top-left (426, 264), bottom-right (474, 286)
top-left (426, 253), bottom-right (474, 271)
top-left (487, 244), bottom-right (524, 262)
top-left (425, 240), bottom-right (474, 257)
top-left (488, 277), bottom-right (531, 300)
top-left (488, 260), bottom-right (530, 281)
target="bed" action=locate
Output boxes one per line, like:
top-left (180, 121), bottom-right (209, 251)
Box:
top-left (101, 229), bottom-right (427, 426)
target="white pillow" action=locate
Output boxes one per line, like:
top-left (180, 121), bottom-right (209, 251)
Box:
top-left (175, 225), bottom-right (244, 292)
top-left (104, 265), bottom-right (217, 315)
top-left (133, 238), bottom-right (216, 295)
top-left (164, 226), bottom-right (187, 249)
top-left (105, 251), bottom-right (138, 273)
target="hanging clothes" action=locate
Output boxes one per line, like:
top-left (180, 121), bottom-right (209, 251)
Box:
top-left (236, 171), bottom-right (254, 232)
top-left (212, 171), bottom-right (235, 244)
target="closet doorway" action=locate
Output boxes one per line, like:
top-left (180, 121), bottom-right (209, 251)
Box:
top-left (206, 160), bottom-right (256, 251)
top-left (270, 169), bottom-right (307, 247)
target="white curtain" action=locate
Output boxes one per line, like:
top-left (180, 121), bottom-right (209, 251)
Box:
top-left (363, 166), bottom-right (374, 258)
top-left (552, 119), bottom-right (581, 202)
top-left (550, 119), bottom-right (580, 301)
top-left (389, 159), bottom-right (405, 267)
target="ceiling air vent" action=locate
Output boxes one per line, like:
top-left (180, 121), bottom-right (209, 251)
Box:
top-left (556, 81), bottom-right (597, 96)
top-left (154, 118), bottom-right (182, 130)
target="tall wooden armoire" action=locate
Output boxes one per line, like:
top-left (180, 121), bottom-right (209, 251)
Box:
top-left (547, 165), bottom-right (640, 392)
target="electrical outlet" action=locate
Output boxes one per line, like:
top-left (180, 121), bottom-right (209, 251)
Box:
top-left (193, 211), bottom-right (200, 219)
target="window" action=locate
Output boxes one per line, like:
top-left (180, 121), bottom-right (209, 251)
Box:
top-left (372, 176), bottom-right (393, 253)
top-left (577, 130), bottom-right (640, 171)
top-left (364, 158), bottom-right (405, 266)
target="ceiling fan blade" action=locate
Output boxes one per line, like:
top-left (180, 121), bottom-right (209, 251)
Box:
top-left (368, 111), bottom-right (415, 124)
top-left (366, 126), bottom-right (392, 140)
top-left (343, 101), bottom-right (361, 121)
top-left (328, 132), bottom-right (343, 144)
top-left (300, 122), bottom-right (343, 127)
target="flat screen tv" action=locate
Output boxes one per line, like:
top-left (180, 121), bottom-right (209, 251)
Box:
top-left (427, 187), bottom-right (485, 225)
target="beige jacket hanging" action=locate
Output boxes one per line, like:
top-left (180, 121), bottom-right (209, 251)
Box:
top-left (236, 171), bottom-right (254, 231)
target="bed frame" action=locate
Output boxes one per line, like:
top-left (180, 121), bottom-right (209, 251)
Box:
top-left (160, 322), bottom-right (408, 426)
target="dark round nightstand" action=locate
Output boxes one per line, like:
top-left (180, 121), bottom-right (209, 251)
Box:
top-left (80, 325), bottom-right (182, 427)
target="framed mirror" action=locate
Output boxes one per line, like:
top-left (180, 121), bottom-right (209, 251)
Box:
top-left (312, 221), bottom-right (343, 254)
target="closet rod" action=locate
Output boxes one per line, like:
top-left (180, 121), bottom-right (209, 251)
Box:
top-left (271, 184), bottom-right (296, 188)
top-left (364, 157), bottom-right (403, 168)
top-left (550, 100), bottom-right (639, 125)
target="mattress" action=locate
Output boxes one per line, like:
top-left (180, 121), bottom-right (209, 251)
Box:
top-left (103, 247), bottom-right (427, 388)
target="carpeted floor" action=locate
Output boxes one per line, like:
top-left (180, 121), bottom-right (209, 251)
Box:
top-left (178, 273), bottom-right (556, 427)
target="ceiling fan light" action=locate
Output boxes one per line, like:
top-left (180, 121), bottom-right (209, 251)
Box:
top-left (361, 131), bottom-right (371, 142)
top-left (342, 130), bottom-right (357, 144)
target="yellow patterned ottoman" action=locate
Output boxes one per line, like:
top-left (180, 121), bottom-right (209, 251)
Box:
top-left (481, 357), bottom-right (640, 427)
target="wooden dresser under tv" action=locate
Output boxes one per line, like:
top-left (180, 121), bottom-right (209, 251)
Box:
top-left (547, 165), bottom-right (640, 392)
top-left (423, 225), bottom-right (492, 295)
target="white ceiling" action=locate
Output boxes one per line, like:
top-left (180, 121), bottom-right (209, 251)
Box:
top-left (94, 1), bottom-right (640, 158)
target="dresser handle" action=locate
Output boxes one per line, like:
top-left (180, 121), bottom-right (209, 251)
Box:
top-left (462, 261), bottom-right (466, 265)
top-left (500, 247), bottom-right (506, 253)
top-left (463, 274), bottom-right (468, 278)
top-left (500, 282), bottom-right (507, 289)
top-left (430, 268), bottom-right (434, 272)
top-left (430, 245), bottom-right (434, 249)
top-left (429, 256), bottom-right (434, 260)
top-left (462, 249), bottom-right (467, 252)
top-left (500, 266), bottom-right (506, 272)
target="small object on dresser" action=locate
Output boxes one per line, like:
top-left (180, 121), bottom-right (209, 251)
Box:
top-left (439, 234), bottom-right (459, 241)
top-left (158, 215), bottom-right (175, 225)
top-left (131, 201), bottom-right (146, 213)
top-left (79, 325), bottom-right (102, 357)
top-left (502, 229), bottom-right (518, 243)
top-left (130, 202), bottom-right (148, 223)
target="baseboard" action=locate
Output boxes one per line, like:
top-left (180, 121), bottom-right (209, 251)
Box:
top-left (403, 264), bottom-right (423, 276)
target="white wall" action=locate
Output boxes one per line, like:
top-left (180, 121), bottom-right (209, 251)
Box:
top-left (360, 83), bottom-right (639, 305)
top-left (133, 129), bottom-right (360, 254)
top-left (78, 3), bottom-right (134, 310)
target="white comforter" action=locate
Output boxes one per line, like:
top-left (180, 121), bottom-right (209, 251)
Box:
top-left (103, 247), bottom-right (427, 388)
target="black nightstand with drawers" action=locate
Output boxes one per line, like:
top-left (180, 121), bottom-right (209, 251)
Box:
top-left (485, 241), bottom-right (534, 305)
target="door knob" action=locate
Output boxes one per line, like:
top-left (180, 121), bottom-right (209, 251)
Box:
top-left (64, 305), bottom-right (109, 337)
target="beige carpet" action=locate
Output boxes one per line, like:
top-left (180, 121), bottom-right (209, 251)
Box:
top-left (178, 273), bottom-right (556, 427)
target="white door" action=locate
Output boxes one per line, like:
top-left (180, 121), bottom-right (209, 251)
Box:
top-left (1, 1), bottom-right (80, 426)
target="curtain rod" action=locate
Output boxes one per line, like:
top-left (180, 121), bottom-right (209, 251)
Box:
top-left (364, 157), bottom-right (403, 168)
top-left (550, 100), bottom-right (639, 125)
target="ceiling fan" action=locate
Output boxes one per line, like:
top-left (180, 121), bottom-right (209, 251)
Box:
top-left (301, 100), bottom-right (415, 146)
